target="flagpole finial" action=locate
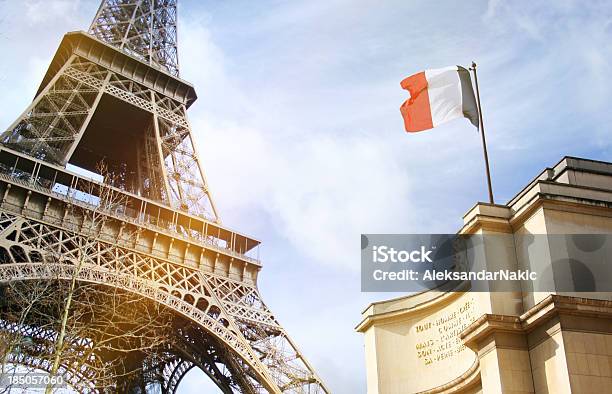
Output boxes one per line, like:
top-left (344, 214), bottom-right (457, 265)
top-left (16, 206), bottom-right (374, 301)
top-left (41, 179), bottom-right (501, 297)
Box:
top-left (471, 61), bottom-right (477, 70)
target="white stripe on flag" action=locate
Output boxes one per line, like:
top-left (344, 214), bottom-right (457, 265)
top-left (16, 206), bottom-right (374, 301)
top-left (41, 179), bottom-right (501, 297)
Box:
top-left (424, 66), bottom-right (463, 128)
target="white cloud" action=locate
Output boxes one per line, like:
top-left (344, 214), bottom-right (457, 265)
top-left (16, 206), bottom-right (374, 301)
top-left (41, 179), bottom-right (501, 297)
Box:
top-left (24, 0), bottom-right (82, 25)
top-left (181, 15), bottom-right (418, 272)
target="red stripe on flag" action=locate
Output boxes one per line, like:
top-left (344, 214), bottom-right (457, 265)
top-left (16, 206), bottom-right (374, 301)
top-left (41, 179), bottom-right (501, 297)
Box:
top-left (400, 71), bottom-right (433, 132)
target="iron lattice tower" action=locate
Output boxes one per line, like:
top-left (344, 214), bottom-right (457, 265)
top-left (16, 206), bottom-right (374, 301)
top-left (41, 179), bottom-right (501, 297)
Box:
top-left (0, 1), bottom-right (329, 393)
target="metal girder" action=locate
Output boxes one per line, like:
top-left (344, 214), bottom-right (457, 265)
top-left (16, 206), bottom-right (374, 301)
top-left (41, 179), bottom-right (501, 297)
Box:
top-left (0, 319), bottom-right (100, 393)
top-left (0, 206), bottom-right (329, 393)
top-left (89, 0), bottom-right (179, 77)
top-left (1, 56), bottom-right (218, 221)
top-left (0, 0), bottom-right (330, 392)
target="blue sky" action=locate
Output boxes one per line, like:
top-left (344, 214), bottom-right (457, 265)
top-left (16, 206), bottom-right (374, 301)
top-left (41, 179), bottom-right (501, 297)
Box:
top-left (1, 0), bottom-right (612, 393)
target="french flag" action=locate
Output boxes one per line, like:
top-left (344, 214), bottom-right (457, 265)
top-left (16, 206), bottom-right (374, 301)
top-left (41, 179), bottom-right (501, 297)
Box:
top-left (400, 66), bottom-right (480, 132)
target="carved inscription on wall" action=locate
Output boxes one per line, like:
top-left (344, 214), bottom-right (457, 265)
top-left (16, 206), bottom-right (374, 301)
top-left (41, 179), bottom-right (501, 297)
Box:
top-left (413, 298), bottom-right (477, 366)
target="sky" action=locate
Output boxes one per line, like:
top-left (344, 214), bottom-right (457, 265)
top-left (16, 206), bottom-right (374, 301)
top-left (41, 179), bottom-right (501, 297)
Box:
top-left (1, 0), bottom-right (612, 393)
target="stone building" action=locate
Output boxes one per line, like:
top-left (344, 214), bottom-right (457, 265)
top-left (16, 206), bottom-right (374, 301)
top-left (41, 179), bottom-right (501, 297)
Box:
top-left (356, 156), bottom-right (612, 393)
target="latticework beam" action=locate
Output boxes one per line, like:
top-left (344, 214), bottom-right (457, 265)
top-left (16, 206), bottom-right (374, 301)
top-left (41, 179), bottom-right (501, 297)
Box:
top-left (0, 0), bottom-right (330, 392)
top-left (89, 0), bottom-right (179, 76)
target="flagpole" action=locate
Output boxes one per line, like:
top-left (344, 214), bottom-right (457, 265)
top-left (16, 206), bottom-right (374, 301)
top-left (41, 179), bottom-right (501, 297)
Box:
top-left (470, 61), bottom-right (495, 204)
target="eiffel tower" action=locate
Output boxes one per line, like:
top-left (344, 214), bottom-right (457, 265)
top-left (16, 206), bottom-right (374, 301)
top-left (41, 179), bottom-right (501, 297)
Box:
top-left (0, 1), bottom-right (329, 393)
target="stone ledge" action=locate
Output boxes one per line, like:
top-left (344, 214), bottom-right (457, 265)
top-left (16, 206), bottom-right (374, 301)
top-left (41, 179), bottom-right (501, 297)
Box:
top-left (460, 295), bottom-right (612, 352)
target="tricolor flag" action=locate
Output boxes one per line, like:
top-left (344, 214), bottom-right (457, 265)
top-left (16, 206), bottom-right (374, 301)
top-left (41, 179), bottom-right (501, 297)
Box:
top-left (400, 66), bottom-right (480, 132)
